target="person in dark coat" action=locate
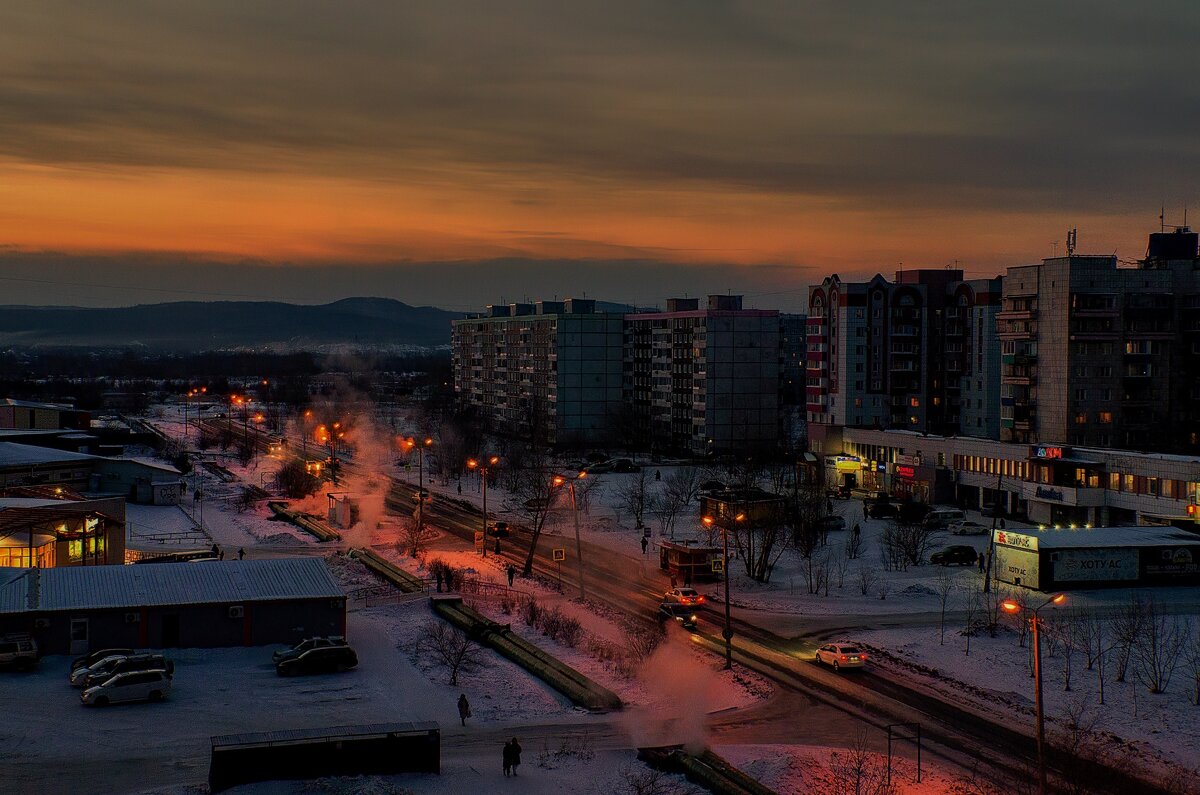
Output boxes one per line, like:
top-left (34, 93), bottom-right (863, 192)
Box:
top-left (503, 739), bottom-right (513, 777)
top-left (218, 549), bottom-right (225, 560)
top-left (508, 737), bottom-right (522, 775)
top-left (863, 502), bottom-right (869, 519)
top-left (457, 694), bottom-right (471, 726)
top-left (211, 543), bottom-right (220, 555)
top-left (978, 552), bottom-right (986, 573)
top-left (237, 547), bottom-right (245, 560)
top-left (507, 564), bottom-right (516, 587)
top-left (640, 535), bottom-right (649, 555)
top-left (435, 570), bottom-right (443, 593)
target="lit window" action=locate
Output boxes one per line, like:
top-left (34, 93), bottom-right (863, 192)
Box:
top-left (1098, 411), bottom-right (1113, 424)
top-left (1074, 413), bottom-right (1087, 424)
top-left (910, 398), bottom-right (920, 407)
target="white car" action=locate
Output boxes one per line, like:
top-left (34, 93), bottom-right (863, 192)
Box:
top-left (814, 643), bottom-right (868, 671)
top-left (663, 587), bottom-right (705, 606)
top-left (81, 669), bottom-right (172, 706)
top-left (70, 654), bottom-right (131, 687)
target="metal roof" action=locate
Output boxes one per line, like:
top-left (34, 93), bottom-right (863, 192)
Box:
top-left (211, 722), bottom-right (439, 749)
top-left (0, 558), bottom-right (344, 613)
top-left (0, 569), bottom-right (32, 613)
top-left (994, 525), bottom-right (1200, 549)
top-left (0, 442), bottom-right (97, 467)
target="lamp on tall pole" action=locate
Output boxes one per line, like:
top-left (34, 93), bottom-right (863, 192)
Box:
top-left (402, 437), bottom-right (433, 534)
top-left (553, 471), bottom-right (588, 601)
top-left (1001, 592), bottom-right (1067, 795)
top-left (467, 456), bottom-right (500, 557)
top-left (703, 513), bottom-right (739, 670)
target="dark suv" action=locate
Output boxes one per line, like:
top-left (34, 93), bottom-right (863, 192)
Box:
top-left (276, 644), bottom-right (358, 676)
top-left (273, 636), bottom-right (348, 664)
top-left (931, 545), bottom-right (979, 566)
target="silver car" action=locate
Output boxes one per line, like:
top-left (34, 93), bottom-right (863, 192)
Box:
top-left (81, 669), bottom-right (172, 706)
top-left (70, 654), bottom-right (131, 687)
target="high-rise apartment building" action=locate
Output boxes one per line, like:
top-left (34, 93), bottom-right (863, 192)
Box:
top-left (623, 296), bottom-right (780, 455)
top-left (451, 299), bottom-right (625, 446)
top-left (806, 270), bottom-right (1001, 437)
top-left (999, 227), bottom-right (1200, 453)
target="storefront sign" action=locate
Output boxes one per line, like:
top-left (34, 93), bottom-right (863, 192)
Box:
top-left (1052, 548), bottom-right (1138, 582)
top-left (1031, 446), bottom-right (1066, 460)
top-left (1034, 486), bottom-right (1065, 501)
top-left (1144, 547), bottom-right (1200, 578)
top-left (896, 465), bottom-right (916, 479)
top-left (995, 530), bottom-right (1038, 551)
top-left (897, 454), bottom-right (921, 466)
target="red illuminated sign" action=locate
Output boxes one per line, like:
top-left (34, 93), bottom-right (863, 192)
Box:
top-left (896, 465), bottom-right (916, 479)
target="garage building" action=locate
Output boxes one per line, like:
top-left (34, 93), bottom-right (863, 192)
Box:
top-left (992, 526), bottom-right (1200, 591)
top-left (0, 558), bottom-right (346, 654)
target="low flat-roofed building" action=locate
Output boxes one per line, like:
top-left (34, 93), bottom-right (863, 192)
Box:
top-left (0, 557), bottom-right (346, 653)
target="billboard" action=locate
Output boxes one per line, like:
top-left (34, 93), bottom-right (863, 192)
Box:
top-left (1142, 546), bottom-right (1200, 580)
top-left (1051, 548), bottom-right (1138, 583)
top-left (995, 544), bottom-right (1040, 589)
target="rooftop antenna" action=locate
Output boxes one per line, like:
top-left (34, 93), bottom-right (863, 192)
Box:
top-left (1161, 206), bottom-right (1166, 233)
top-left (1066, 227), bottom-right (1077, 257)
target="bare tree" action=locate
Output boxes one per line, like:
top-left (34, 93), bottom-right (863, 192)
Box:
top-left (856, 563), bottom-right (879, 597)
top-left (935, 568), bottom-right (956, 645)
top-left (831, 546), bottom-right (850, 589)
top-left (1112, 594), bottom-right (1148, 683)
top-left (1052, 695), bottom-right (1106, 795)
top-left (415, 620), bottom-right (485, 685)
top-left (503, 462), bottom-right (561, 577)
top-left (730, 519), bottom-right (791, 583)
top-left (881, 520), bottom-right (939, 570)
top-left (1058, 610), bottom-right (1079, 692)
top-left (826, 729), bottom-right (895, 795)
top-left (651, 470), bottom-right (697, 541)
top-left (1134, 600), bottom-right (1191, 694)
top-left (398, 516), bottom-right (426, 558)
top-left (616, 469), bottom-right (652, 530)
top-left (961, 584), bottom-right (980, 656)
top-left (1185, 628), bottom-right (1200, 707)
top-left (624, 623), bottom-right (666, 663)
top-left (844, 525), bottom-right (864, 561)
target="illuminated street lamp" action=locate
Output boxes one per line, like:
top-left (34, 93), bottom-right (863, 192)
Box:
top-left (402, 437), bottom-right (434, 534)
top-left (466, 456), bottom-right (500, 558)
top-left (703, 513), bottom-right (739, 670)
top-left (552, 471), bottom-right (588, 600)
top-left (1001, 592), bottom-right (1067, 795)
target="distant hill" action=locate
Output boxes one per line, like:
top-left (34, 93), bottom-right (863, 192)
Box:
top-left (0, 298), bottom-right (460, 351)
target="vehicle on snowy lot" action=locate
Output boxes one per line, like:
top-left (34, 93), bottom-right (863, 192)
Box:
top-left (663, 587), bottom-right (705, 605)
top-left (951, 521), bottom-right (989, 536)
top-left (273, 636), bottom-right (348, 664)
top-left (814, 643), bottom-right (868, 671)
top-left (70, 648), bottom-right (135, 676)
top-left (657, 602), bottom-right (698, 631)
top-left (923, 509), bottom-right (966, 529)
top-left (78, 654), bottom-right (174, 690)
top-left (81, 669), bottom-right (171, 707)
top-left (816, 515), bottom-right (847, 533)
top-left (931, 545), bottom-right (979, 566)
top-left (826, 485), bottom-right (851, 500)
top-left (275, 643), bottom-right (358, 676)
top-left (866, 501), bottom-right (899, 519)
top-left (0, 634), bottom-right (38, 671)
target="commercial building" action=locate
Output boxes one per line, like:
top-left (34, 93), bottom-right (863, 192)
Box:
top-left (624, 296), bottom-right (780, 455)
top-left (806, 270), bottom-right (1002, 438)
top-left (0, 442), bottom-right (182, 505)
top-left (451, 299), bottom-right (625, 447)
top-left (999, 227), bottom-right (1200, 453)
top-left (0, 399), bottom-right (90, 431)
top-left (992, 525), bottom-right (1200, 591)
top-left (813, 425), bottom-right (1200, 529)
top-left (0, 490), bottom-right (126, 568)
top-left (0, 558), bottom-right (346, 654)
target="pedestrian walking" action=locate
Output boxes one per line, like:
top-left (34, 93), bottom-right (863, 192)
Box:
top-left (655, 470), bottom-right (661, 481)
top-left (211, 543), bottom-right (219, 556)
top-left (640, 535), bottom-right (649, 555)
top-left (826, 498), bottom-right (834, 514)
top-left (457, 694), bottom-right (471, 726)
top-left (508, 737), bottom-right (522, 775)
top-left (507, 564), bottom-right (516, 587)
top-left (863, 502), bottom-right (869, 519)
top-left (852, 523), bottom-right (861, 537)
top-left (435, 570), bottom-right (444, 593)
top-left (503, 739), bottom-right (513, 777)
top-left (978, 553), bottom-right (985, 573)
top-left (218, 549), bottom-right (225, 560)
top-left (237, 547), bottom-right (245, 560)
top-left (457, 482), bottom-right (463, 495)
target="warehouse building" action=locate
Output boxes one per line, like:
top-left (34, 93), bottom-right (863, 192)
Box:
top-left (0, 558), bottom-right (346, 654)
top-left (992, 526), bottom-right (1200, 591)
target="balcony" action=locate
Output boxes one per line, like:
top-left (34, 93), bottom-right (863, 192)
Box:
top-left (998, 308), bottom-right (1038, 321)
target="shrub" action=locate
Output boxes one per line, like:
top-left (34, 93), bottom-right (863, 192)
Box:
top-left (519, 597), bottom-right (542, 628)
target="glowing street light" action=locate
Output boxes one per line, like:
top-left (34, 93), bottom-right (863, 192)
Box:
top-left (703, 513), bottom-right (738, 670)
top-left (467, 456), bottom-right (501, 558)
top-left (1001, 593), bottom-right (1067, 795)
top-left (552, 470), bottom-right (588, 600)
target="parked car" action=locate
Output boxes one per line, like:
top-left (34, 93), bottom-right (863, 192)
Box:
top-left (0, 634), bottom-right (38, 671)
top-left (583, 461), bottom-right (614, 474)
top-left (610, 458), bottom-right (640, 473)
top-left (663, 587), bottom-right (705, 605)
top-left (866, 501), bottom-right (899, 519)
top-left (826, 485), bottom-right (851, 500)
top-left (273, 636), bottom-right (348, 664)
top-left (814, 643), bottom-right (868, 671)
top-left (931, 545), bottom-right (979, 566)
top-left (951, 521), bottom-right (989, 536)
top-left (981, 503), bottom-right (1005, 518)
top-left (81, 669), bottom-right (172, 707)
top-left (71, 653), bottom-right (132, 687)
top-left (923, 509), bottom-right (966, 529)
top-left (70, 648), bottom-right (135, 676)
top-left (78, 653), bottom-right (175, 690)
top-left (276, 643), bottom-right (358, 676)
top-left (657, 602), bottom-right (698, 631)
top-left (817, 515), bottom-right (847, 533)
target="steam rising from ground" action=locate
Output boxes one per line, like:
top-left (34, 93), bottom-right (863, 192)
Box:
top-left (621, 634), bottom-right (720, 754)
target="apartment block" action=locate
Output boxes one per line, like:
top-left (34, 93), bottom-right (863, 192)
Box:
top-left (806, 270), bottom-right (1001, 437)
top-left (624, 296), bottom-right (780, 455)
top-left (999, 227), bottom-right (1200, 453)
top-left (450, 299), bottom-right (625, 446)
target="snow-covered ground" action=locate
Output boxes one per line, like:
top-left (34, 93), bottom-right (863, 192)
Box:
top-left (717, 743), bottom-right (964, 795)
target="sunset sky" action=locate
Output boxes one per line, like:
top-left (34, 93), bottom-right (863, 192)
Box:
top-left (1, 2), bottom-right (1196, 310)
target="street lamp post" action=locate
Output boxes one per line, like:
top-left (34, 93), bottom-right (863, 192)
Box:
top-left (467, 456), bottom-right (500, 557)
top-left (703, 513), bottom-right (738, 670)
top-left (553, 471), bottom-right (588, 601)
top-left (403, 437), bottom-right (433, 535)
top-left (1002, 592), bottom-right (1067, 795)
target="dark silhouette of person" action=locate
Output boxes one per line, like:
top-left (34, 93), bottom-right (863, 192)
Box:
top-left (237, 548), bottom-right (245, 560)
top-left (655, 470), bottom-right (661, 481)
top-left (457, 693), bottom-right (470, 726)
top-left (508, 737), bottom-right (522, 775)
top-left (211, 543), bottom-right (219, 555)
top-left (640, 536), bottom-right (649, 555)
top-left (507, 564), bottom-right (516, 587)
top-left (503, 739), bottom-right (512, 777)
top-left (435, 570), bottom-right (444, 593)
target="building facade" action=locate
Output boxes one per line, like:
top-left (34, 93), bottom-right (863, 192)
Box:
top-left (999, 227), bottom-right (1200, 453)
top-left (451, 299), bottom-right (625, 447)
top-left (806, 270), bottom-right (1002, 438)
top-left (624, 296), bottom-right (780, 455)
